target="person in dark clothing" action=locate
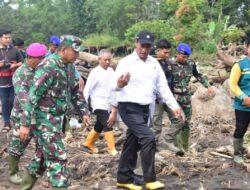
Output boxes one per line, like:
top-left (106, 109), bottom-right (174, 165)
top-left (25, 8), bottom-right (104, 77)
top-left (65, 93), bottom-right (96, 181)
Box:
top-left (0, 28), bottom-right (24, 133)
top-left (13, 38), bottom-right (26, 58)
top-left (151, 39), bottom-right (184, 155)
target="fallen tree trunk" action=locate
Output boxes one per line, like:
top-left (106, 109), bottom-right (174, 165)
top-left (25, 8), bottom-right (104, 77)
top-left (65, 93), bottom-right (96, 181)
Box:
top-left (78, 52), bottom-right (118, 67)
top-left (216, 51), bottom-right (237, 67)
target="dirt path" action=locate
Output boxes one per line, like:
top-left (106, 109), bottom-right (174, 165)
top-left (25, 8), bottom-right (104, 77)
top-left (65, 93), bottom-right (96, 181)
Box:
top-left (1, 116), bottom-right (250, 190)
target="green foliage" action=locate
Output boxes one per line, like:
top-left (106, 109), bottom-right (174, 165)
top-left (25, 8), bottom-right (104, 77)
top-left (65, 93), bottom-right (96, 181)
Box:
top-left (174, 0), bottom-right (207, 48)
top-left (199, 40), bottom-right (217, 54)
top-left (84, 34), bottom-right (123, 48)
top-left (222, 26), bottom-right (245, 44)
top-left (125, 20), bottom-right (176, 46)
top-left (0, 0), bottom-right (248, 53)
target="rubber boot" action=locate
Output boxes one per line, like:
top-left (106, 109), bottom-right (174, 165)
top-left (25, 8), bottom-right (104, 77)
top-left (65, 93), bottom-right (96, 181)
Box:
top-left (104, 131), bottom-right (118, 156)
top-left (145, 181), bottom-right (165, 190)
top-left (116, 183), bottom-right (142, 190)
top-left (8, 155), bottom-right (22, 184)
top-left (163, 142), bottom-right (184, 156)
top-left (176, 126), bottom-right (190, 152)
top-left (83, 129), bottom-right (100, 153)
top-left (20, 171), bottom-right (37, 190)
top-left (233, 138), bottom-right (244, 164)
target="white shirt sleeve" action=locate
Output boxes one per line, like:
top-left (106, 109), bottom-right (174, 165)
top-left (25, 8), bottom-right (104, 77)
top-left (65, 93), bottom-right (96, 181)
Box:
top-left (112, 59), bottom-right (127, 91)
top-left (155, 63), bottom-right (179, 110)
top-left (83, 70), bottom-right (97, 104)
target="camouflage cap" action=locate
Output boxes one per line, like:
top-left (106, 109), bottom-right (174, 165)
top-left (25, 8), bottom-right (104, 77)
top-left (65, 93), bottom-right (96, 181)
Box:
top-left (60, 35), bottom-right (84, 52)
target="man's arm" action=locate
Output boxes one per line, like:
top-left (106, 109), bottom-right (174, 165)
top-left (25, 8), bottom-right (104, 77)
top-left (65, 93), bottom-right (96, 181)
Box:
top-left (229, 62), bottom-right (250, 106)
top-left (10, 48), bottom-right (24, 70)
top-left (107, 105), bottom-right (118, 127)
top-left (83, 70), bottom-right (96, 104)
top-left (155, 62), bottom-right (185, 121)
top-left (192, 62), bottom-right (210, 88)
top-left (70, 65), bottom-right (90, 125)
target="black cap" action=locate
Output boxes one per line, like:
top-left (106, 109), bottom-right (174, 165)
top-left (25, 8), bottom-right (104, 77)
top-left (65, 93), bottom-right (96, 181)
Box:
top-left (136, 30), bottom-right (154, 46)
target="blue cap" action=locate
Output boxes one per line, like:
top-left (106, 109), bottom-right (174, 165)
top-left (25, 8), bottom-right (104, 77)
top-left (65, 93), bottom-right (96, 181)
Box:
top-left (49, 35), bottom-right (60, 46)
top-left (177, 43), bottom-right (192, 55)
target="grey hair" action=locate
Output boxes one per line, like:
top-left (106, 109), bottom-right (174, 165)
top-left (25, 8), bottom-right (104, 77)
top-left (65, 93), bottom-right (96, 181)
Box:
top-left (98, 49), bottom-right (111, 57)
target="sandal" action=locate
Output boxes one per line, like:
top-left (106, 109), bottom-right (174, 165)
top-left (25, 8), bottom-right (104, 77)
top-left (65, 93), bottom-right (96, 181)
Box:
top-left (2, 124), bottom-right (11, 133)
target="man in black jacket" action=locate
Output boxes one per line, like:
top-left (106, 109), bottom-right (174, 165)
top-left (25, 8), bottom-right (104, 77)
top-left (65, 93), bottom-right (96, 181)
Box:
top-left (0, 28), bottom-right (24, 133)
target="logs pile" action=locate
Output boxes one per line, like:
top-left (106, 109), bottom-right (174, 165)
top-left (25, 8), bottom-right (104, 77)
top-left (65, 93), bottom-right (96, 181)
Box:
top-left (75, 52), bottom-right (119, 80)
top-left (75, 43), bottom-right (246, 84)
top-left (205, 43), bottom-right (246, 84)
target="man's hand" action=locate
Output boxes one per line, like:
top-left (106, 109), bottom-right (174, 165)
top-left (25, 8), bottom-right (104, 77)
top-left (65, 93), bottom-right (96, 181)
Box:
top-left (10, 62), bottom-right (22, 71)
top-left (172, 108), bottom-right (185, 122)
top-left (243, 97), bottom-right (250, 107)
top-left (19, 126), bottom-right (30, 142)
top-left (117, 72), bottom-right (130, 88)
top-left (107, 112), bottom-right (117, 128)
top-left (79, 78), bottom-right (85, 92)
top-left (83, 115), bottom-right (91, 127)
top-left (207, 86), bottom-right (216, 97)
top-left (0, 60), bottom-right (4, 68)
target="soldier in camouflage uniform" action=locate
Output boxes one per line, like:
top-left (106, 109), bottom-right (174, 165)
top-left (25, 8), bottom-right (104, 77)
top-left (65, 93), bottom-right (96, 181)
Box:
top-left (20, 35), bottom-right (90, 190)
top-left (166, 43), bottom-right (215, 153)
top-left (8, 43), bottom-right (47, 185)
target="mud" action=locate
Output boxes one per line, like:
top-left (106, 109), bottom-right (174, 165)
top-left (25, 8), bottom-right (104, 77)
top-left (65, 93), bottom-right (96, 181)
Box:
top-left (1, 101), bottom-right (250, 189)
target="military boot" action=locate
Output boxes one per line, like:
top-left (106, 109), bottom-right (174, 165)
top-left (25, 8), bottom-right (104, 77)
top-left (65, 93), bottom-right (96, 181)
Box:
top-left (176, 126), bottom-right (190, 152)
top-left (83, 129), bottom-right (100, 153)
top-left (21, 170), bottom-right (37, 190)
top-left (8, 155), bottom-right (22, 184)
top-left (233, 138), bottom-right (244, 164)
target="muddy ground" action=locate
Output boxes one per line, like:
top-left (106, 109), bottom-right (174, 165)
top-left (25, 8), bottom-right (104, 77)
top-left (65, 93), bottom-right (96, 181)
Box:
top-left (1, 111), bottom-right (250, 190)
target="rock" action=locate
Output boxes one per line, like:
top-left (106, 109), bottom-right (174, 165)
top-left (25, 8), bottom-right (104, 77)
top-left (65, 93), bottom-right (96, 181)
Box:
top-left (192, 86), bottom-right (234, 121)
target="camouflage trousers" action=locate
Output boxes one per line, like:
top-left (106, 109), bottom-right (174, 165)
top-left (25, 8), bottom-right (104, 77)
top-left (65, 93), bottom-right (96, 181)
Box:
top-left (174, 93), bottom-right (192, 132)
top-left (8, 123), bottom-right (35, 157)
top-left (27, 114), bottom-right (70, 187)
top-left (152, 93), bottom-right (192, 149)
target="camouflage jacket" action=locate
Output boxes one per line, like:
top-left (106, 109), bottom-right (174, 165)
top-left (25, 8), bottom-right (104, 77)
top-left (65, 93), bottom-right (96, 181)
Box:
top-left (172, 59), bottom-right (210, 95)
top-left (25, 53), bottom-right (89, 126)
top-left (11, 61), bottom-right (35, 126)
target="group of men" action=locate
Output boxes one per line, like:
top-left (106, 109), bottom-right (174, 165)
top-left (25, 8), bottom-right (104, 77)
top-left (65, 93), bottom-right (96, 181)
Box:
top-left (0, 28), bottom-right (90, 190)
top-left (1, 26), bottom-right (249, 190)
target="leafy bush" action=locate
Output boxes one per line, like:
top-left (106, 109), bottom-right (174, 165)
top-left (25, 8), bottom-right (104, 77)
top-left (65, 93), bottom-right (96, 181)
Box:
top-left (198, 40), bottom-right (217, 54)
top-left (223, 26), bottom-right (245, 44)
top-left (84, 34), bottom-right (123, 48)
top-left (125, 20), bottom-right (177, 46)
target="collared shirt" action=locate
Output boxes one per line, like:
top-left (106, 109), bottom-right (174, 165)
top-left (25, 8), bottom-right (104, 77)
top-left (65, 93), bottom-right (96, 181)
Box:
top-left (113, 50), bottom-right (179, 110)
top-left (84, 65), bottom-right (115, 111)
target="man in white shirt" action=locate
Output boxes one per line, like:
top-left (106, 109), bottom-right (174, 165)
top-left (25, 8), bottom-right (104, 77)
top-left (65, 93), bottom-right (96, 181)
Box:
top-left (83, 49), bottom-right (118, 156)
top-left (114, 30), bottom-right (184, 190)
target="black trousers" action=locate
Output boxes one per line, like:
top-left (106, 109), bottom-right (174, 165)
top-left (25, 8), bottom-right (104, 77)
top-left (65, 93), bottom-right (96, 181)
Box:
top-left (117, 102), bottom-right (156, 183)
top-left (94, 109), bottom-right (112, 133)
top-left (234, 109), bottom-right (250, 138)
